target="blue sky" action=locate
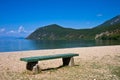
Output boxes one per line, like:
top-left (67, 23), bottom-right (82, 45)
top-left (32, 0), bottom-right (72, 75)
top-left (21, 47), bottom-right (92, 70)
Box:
top-left (0, 0), bottom-right (120, 37)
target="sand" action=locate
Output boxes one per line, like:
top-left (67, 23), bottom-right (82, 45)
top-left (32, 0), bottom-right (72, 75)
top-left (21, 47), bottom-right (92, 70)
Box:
top-left (0, 45), bottom-right (120, 72)
top-left (0, 45), bottom-right (120, 80)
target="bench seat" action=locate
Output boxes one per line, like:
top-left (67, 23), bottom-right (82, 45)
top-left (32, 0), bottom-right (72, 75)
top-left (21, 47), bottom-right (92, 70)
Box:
top-left (20, 53), bottom-right (79, 73)
top-left (20, 53), bottom-right (79, 62)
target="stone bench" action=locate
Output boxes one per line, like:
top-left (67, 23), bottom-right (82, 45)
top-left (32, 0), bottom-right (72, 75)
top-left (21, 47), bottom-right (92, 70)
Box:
top-left (20, 53), bottom-right (79, 73)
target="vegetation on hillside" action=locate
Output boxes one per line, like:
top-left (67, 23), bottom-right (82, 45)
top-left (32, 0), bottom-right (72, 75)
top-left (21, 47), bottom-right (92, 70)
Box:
top-left (27, 15), bottom-right (120, 40)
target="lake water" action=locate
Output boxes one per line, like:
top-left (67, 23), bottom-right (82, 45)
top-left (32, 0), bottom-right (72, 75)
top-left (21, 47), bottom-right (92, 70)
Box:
top-left (0, 38), bottom-right (120, 52)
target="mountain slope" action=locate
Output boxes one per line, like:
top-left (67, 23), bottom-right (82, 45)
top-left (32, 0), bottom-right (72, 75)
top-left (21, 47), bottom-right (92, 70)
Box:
top-left (92, 15), bottom-right (120, 34)
top-left (27, 24), bottom-right (86, 40)
top-left (27, 15), bottom-right (120, 40)
top-left (93, 15), bottom-right (120, 40)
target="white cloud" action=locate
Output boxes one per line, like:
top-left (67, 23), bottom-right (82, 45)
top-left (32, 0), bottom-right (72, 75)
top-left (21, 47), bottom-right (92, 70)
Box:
top-left (0, 26), bottom-right (31, 37)
top-left (18, 25), bottom-right (26, 33)
top-left (10, 30), bottom-right (16, 33)
top-left (96, 14), bottom-right (103, 17)
top-left (0, 28), bottom-right (5, 33)
top-left (7, 30), bottom-right (16, 34)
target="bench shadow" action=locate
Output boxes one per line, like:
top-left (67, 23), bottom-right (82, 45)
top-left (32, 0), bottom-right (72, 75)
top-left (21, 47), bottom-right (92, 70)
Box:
top-left (41, 65), bottom-right (64, 71)
top-left (41, 65), bottom-right (79, 71)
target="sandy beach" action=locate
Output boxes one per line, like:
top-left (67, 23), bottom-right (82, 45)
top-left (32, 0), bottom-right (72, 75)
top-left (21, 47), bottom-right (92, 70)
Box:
top-left (0, 45), bottom-right (120, 80)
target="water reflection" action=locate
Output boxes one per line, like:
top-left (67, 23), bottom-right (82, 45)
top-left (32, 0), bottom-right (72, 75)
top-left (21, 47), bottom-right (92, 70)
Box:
top-left (30, 40), bottom-right (120, 50)
top-left (30, 40), bottom-right (96, 50)
top-left (0, 38), bottom-right (120, 52)
top-left (95, 40), bottom-right (120, 46)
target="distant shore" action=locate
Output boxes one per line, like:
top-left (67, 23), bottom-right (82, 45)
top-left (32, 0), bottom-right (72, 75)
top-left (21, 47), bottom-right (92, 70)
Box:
top-left (0, 45), bottom-right (120, 80)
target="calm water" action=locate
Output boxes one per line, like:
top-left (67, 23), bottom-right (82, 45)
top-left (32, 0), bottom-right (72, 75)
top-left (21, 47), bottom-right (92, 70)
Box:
top-left (0, 38), bottom-right (120, 52)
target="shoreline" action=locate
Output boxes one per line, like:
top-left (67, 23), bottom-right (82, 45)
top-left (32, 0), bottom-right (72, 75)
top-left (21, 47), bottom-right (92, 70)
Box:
top-left (0, 45), bottom-right (120, 54)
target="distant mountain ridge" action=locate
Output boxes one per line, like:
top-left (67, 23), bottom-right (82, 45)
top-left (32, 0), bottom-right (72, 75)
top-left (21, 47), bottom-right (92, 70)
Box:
top-left (95, 15), bottom-right (120, 27)
top-left (27, 15), bottom-right (120, 40)
top-left (27, 24), bottom-right (80, 40)
top-left (93, 15), bottom-right (120, 40)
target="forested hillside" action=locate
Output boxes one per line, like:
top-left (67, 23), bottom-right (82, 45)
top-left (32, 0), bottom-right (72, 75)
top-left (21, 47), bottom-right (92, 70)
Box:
top-left (27, 15), bottom-right (120, 40)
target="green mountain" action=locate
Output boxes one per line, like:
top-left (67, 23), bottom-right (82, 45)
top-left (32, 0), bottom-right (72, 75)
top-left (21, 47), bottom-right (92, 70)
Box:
top-left (27, 15), bottom-right (120, 40)
top-left (93, 15), bottom-right (120, 40)
top-left (27, 24), bottom-right (85, 40)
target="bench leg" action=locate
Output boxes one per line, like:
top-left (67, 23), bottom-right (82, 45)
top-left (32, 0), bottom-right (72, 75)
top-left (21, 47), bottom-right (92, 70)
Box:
top-left (26, 61), bottom-right (38, 71)
top-left (33, 64), bottom-right (41, 74)
top-left (62, 57), bottom-right (74, 66)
